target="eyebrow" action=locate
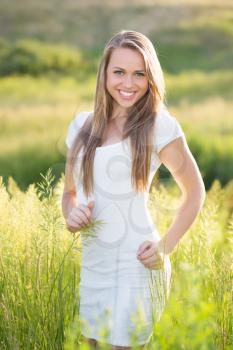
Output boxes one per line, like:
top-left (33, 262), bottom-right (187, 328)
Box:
top-left (112, 66), bottom-right (145, 72)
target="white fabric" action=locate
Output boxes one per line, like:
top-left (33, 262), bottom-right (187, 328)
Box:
top-left (153, 105), bottom-right (185, 153)
top-left (65, 106), bottom-right (185, 346)
top-left (65, 111), bottom-right (91, 149)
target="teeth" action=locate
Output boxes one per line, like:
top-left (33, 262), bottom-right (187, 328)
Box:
top-left (119, 90), bottom-right (135, 96)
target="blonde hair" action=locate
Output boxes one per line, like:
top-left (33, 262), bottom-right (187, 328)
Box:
top-left (66, 30), bottom-right (165, 197)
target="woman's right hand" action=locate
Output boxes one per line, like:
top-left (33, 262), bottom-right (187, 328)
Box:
top-left (66, 200), bottom-right (95, 233)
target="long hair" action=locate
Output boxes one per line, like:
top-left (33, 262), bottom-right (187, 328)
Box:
top-left (66, 30), bottom-right (165, 197)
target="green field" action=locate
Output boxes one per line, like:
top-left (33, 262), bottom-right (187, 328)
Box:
top-left (0, 0), bottom-right (232, 349)
top-left (0, 170), bottom-right (232, 349)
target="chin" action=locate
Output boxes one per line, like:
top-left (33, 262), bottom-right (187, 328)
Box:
top-left (114, 96), bottom-right (139, 106)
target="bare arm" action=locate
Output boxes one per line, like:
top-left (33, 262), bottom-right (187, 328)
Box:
top-left (62, 193), bottom-right (77, 230)
top-left (62, 149), bottom-right (78, 232)
top-left (62, 148), bottom-right (94, 233)
top-left (157, 136), bottom-right (206, 255)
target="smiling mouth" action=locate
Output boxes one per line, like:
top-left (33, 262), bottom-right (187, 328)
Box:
top-left (118, 90), bottom-right (137, 98)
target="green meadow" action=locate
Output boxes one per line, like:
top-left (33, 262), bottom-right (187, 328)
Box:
top-left (0, 0), bottom-right (232, 349)
top-left (0, 171), bottom-right (232, 349)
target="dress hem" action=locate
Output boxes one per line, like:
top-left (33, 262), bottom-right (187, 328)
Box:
top-left (81, 330), bottom-right (152, 347)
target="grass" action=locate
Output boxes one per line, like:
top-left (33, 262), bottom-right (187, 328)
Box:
top-left (0, 169), bottom-right (232, 349)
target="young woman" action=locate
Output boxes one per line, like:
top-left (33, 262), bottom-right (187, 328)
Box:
top-left (62, 30), bottom-right (206, 349)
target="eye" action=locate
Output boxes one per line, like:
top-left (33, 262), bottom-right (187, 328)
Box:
top-left (113, 70), bottom-right (145, 77)
top-left (114, 70), bottom-right (123, 75)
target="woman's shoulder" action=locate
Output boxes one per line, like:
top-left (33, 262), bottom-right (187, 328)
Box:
top-left (153, 103), bottom-right (185, 153)
top-left (155, 103), bottom-right (178, 126)
top-left (72, 110), bottom-right (93, 129)
top-left (65, 110), bottom-right (93, 149)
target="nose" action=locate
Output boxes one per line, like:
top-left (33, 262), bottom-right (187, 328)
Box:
top-left (122, 75), bottom-right (134, 89)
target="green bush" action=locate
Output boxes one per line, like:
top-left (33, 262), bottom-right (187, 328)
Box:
top-left (0, 38), bottom-right (95, 77)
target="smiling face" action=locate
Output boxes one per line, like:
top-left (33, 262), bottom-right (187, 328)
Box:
top-left (106, 47), bottom-right (149, 117)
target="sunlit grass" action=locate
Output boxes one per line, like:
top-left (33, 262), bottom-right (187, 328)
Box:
top-left (0, 74), bottom-right (96, 106)
top-left (0, 169), bottom-right (232, 349)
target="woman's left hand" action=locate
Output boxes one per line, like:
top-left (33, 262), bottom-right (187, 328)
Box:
top-left (137, 240), bottom-right (165, 270)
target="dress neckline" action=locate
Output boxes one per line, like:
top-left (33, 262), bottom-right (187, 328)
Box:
top-left (96, 140), bottom-right (123, 150)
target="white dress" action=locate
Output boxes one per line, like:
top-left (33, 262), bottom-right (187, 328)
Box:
top-left (65, 105), bottom-right (186, 346)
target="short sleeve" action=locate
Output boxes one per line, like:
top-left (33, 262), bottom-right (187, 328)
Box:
top-left (65, 111), bottom-right (92, 149)
top-left (154, 106), bottom-right (185, 154)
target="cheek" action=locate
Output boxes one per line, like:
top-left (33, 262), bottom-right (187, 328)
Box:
top-left (138, 81), bottom-right (149, 95)
top-left (106, 75), bottom-right (119, 88)
top-left (142, 80), bottom-right (149, 91)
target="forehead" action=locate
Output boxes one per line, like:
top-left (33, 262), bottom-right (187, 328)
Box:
top-left (108, 47), bottom-right (145, 70)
